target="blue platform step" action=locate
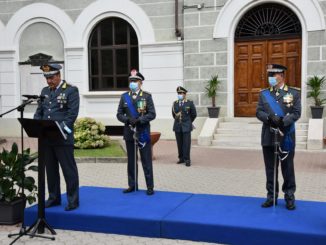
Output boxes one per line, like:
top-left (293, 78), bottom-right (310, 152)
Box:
top-left (24, 187), bottom-right (326, 245)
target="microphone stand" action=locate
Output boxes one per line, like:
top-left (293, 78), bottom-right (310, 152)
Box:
top-left (1, 98), bottom-right (55, 244)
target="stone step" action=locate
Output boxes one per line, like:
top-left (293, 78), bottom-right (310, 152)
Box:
top-left (213, 135), bottom-right (307, 143)
top-left (218, 122), bottom-right (261, 130)
top-left (296, 142), bottom-right (307, 149)
top-left (211, 141), bottom-right (307, 150)
top-left (218, 122), bottom-right (308, 130)
top-left (215, 128), bottom-right (308, 136)
top-left (222, 117), bottom-right (308, 124)
top-left (222, 117), bottom-right (261, 123)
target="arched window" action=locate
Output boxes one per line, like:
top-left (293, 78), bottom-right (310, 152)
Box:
top-left (88, 17), bottom-right (139, 91)
top-left (235, 3), bottom-right (301, 40)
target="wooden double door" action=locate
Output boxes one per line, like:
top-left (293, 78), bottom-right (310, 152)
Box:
top-left (234, 38), bottom-right (301, 117)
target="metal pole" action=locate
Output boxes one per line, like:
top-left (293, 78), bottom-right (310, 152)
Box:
top-left (272, 127), bottom-right (279, 208)
top-left (133, 126), bottom-right (138, 192)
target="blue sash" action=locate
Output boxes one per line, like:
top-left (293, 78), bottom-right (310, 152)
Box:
top-left (262, 90), bottom-right (295, 151)
top-left (123, 93), bottom-right (150, 146)
top-left (123, 93), bottom-right (138, 118)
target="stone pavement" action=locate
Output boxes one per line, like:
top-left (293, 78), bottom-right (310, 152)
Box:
top-left (1, 138), bottom-right (326, 244)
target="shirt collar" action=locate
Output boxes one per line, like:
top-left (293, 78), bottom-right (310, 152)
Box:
top-left (56, 80), bottom-right (63, 90)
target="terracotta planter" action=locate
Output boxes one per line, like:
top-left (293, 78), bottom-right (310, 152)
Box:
top-left (0, 198), bottom-right (25, 225)
top-left (150, 132), bottom-right (161, 160)
top-left (323, 137), bottom-right (326, 145)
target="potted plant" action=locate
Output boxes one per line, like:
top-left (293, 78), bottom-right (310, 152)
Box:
top-left (0, 143), bottom-right (38, 225)
top-left (307, 75), bottom-right (326, 118)
top-left (205, 75), bottom-right (221, 118)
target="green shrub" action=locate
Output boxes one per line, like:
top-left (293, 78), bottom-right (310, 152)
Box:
top-left (0, 143), bottom-right (38, 204)
top-left (74, 117), bottom-right (110, 149)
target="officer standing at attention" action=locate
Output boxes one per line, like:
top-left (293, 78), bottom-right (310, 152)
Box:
top-left (34, 64), bottom-right (80, 211)
top-left (117, 69), bottom-right (156, 195)
top-left (256, 64), bottom-right (301, 210)
top-left (172, 86), bottom-right (197, 167)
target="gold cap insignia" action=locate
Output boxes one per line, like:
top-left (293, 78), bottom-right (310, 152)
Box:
top-left (42, 65), bottom-right (51, 72)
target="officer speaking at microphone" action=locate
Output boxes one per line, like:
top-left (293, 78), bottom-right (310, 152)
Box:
top-left (34, 64), bottom-right (80, 211)
top-left (256, 64), bottom-right (301, 210)
top-left (172, 86), bottom-right (197, 167)
top-left (117, 69), bottom-right (156, 195)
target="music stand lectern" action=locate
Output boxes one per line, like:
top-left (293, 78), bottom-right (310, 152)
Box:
top-left (16, 118), bottom-right (67, 239)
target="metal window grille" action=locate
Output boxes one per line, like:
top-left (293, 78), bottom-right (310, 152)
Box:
top-left (235, 3), bottom-right (302, 40)
top-left (88, 18), bottom-right (139, 91)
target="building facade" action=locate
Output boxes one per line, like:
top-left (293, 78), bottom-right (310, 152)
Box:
top-left (0, 0), bottom-right (325, 137)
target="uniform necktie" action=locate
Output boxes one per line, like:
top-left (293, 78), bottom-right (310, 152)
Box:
top-left (275, 88), bottom-right (279, 97)
top-left (50, 89), bottom-right (56, 99)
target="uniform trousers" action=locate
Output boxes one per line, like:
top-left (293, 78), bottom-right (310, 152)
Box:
top-left (125, 140), bottom-right (154, 189)
top-left (175, 131), bottom-right (191, 162)
top-left (44, 144), bottom-right (79, 205)
top-left (262, 146), bottom-right (296, 200)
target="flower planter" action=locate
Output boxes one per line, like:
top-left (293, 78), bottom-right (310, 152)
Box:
top-left (150, 132), bottom-right (161, 160)
top-left (311, 106), bottom-right (324, 119)
top-left (207, 107), bottom-right (220, 118)
top-left (0, 198), bottom-right (25, 225)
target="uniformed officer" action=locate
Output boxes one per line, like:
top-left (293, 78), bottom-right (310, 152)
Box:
top-left (116, 69), bottom-right (156, 195)
top-left (34, 63), bottom-right (80, 211)
top-left (256, 64), bottom-right (301, 210)
top-left (172, 86), bottom-right (197, 167)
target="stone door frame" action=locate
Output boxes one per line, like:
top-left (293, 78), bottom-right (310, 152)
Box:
top-left (213, 0), bottom-right (326, 119)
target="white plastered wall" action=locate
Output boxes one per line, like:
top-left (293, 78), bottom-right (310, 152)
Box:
top-left (0, 0), bottom-right (190, 138)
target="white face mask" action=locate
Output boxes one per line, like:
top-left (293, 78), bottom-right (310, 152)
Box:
top-left (268, 77), bottom-right (278, 87)
top-left (178, 94), bottom-right (184, 100)
top-left (129, 82), bottom-right (139, 92)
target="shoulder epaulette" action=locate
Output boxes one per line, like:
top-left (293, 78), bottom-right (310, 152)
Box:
top-left (62, 81), bottom-right (73, 89)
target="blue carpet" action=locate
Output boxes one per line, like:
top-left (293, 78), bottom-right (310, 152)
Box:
top-left (162, 194), bottom-right (326, 245)
top-left (24, 186), bottom-right (192, 237)
top-left (24, 187), bottom-right (326, 244)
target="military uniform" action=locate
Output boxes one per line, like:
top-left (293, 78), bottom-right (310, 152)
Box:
top-left (34, 64), bottom-right (80, 211)
top-left (256, 64), bottom-right (301, 210)
top-left (117, 89), bottom-right (156, 193)
top-left (172, 86), bottom-right (197, 166)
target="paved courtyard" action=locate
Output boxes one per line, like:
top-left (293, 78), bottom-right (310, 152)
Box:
top-left (1, 138), bottom-right (326, 244)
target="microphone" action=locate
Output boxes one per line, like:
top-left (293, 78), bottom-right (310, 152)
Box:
top-left (22, 94), bottom-right (47, 100)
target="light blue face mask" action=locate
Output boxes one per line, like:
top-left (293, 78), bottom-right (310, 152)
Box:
top-left (129, 82), bottom-right (138, 92)
top-left (178, 94), bottom-right (184, 100)
top-left (268, 77), bottom-right (278, 87)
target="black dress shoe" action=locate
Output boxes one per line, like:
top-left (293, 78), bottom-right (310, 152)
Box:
top-left (146, 188), bottom-right (154, 195)
top-left (177, 159), bottom-right (184, 164)
top-left (286, 199), bottom-right (296, 210)
top-left (185, 160), bottom-right (191, 167)
top-left (123, 187), bottom-right (138, 193)
top-left (65, 204), bottom-right (79, 211)
top-left (45, 199), bottom-right (61, 208)
top-left (261, 198), bottom-right (277, 208)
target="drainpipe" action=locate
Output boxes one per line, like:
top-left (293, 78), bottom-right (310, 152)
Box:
top-left (175, 0), bottom-right (182, 39)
